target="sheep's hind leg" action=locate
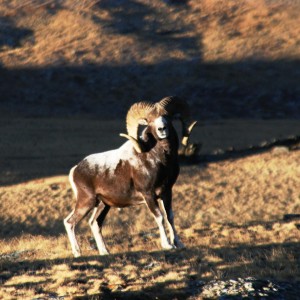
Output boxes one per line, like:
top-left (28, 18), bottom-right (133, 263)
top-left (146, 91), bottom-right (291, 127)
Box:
top-left (89, 201), bottom-right (110, 255)
top-left (64, 199), bottom-right (95, 257)
top-left (64, 210), bottom-right (81, 257)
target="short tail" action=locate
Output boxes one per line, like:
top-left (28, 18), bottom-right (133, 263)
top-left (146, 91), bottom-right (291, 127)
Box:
top-left (69, 165), bottom-right (78, 199)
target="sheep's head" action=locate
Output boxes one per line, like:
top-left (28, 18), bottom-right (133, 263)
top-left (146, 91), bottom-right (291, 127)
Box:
top-left (120, 96), bottom-right (197, 153)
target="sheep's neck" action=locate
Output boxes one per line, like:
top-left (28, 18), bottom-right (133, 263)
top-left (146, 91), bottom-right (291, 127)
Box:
top-left (156, 138), bottom-right (179, 166)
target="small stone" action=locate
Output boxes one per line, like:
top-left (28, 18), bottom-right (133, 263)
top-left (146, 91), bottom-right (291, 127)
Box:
top-left (271, 146), bottom-right (289, 155)
top-left (244, 282), bottom-right (254, 291)
top-left (50, 183), bottom-right (60, 190)
top-left (229, 279), bottom-right (238, 284)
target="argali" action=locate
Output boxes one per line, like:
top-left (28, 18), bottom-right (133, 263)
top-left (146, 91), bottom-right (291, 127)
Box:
top-left (64, 96), bottom-right (197, 257)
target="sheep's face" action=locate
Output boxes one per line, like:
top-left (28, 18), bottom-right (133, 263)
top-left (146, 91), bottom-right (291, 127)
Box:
top-left (154, 116), bottom-right (169, 140)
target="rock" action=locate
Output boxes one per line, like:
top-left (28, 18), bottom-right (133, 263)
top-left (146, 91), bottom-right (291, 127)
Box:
top-left (200, 277), bottom-right (286, 299)
top-left (271, 146), bottom-right (290, 155)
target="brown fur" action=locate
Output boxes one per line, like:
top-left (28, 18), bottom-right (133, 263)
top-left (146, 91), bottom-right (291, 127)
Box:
top-left (64, 117), bottom-right (183, 256)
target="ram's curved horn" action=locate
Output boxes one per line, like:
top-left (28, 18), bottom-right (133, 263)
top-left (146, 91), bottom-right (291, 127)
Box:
top-left (181, 121), bottom-right (198, 146)
top-left (119, 133), bottom-right (142, 153)
top-left (125, 102), bottom-right (155, 139)
top-left (120, 101), bottom-right (155, 152)
top-left (156, 96), bottom-right (197, 146)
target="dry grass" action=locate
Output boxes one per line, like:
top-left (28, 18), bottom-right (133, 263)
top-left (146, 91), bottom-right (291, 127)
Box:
top-left (1, 146), bottom-right (299, 299)
top-left (0, 0), bottom-right (299, 119)
top-left (1, 0), bottom-right (299, 66)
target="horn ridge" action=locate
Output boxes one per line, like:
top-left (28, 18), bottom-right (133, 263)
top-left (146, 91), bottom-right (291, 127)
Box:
top-left (124, 101), bottom-right (155, 143)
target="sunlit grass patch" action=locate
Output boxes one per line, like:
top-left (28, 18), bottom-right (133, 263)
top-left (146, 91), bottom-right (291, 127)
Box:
top-left (0, 144), bottom-right (299, 299)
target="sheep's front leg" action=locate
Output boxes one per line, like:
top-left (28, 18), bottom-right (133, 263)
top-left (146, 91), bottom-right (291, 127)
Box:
top-left (158, 191), bottom-right (185, 249)
top-left (144, 193), bottom-right (174, 250)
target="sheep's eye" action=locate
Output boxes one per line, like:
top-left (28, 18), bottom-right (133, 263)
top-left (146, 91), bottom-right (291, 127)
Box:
top-left (158, 127), bottom-right (166, 132)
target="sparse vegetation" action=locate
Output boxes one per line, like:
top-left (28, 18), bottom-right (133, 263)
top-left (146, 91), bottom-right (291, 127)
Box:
top-left (0, 0), bottom-right (299, 299)
top-left (0, 0), bottom-right (299, 119)
top-left (1, 149), bottom-right (299, 299)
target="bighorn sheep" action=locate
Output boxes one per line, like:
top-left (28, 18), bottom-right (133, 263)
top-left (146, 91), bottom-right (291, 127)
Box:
top-left (64, 96), bottom-right (197, 257)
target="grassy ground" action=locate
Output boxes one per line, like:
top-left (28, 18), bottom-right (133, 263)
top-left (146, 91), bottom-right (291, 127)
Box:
top-left (0, 134), bottom-right (299, 298)
top-left (0, 0), bottom-right (300, 299)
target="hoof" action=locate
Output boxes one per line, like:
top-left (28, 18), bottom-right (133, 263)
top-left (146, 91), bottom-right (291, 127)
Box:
top-left (162, 243), bottom-right (176, 250)
top-left (175, 240), bottom-right (185, 249)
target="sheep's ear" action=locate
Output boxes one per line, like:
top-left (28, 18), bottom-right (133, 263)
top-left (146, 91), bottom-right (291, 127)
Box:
top-left (138, 119), bottom-right (148, 126)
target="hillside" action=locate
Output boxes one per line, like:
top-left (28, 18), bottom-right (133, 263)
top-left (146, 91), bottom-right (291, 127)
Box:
top-left (1, 148), bottom-right (300, 299)
top-left (0, 1), bottom-right (300, 299)
top-left (0, 0), bottom-right (299, 119)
